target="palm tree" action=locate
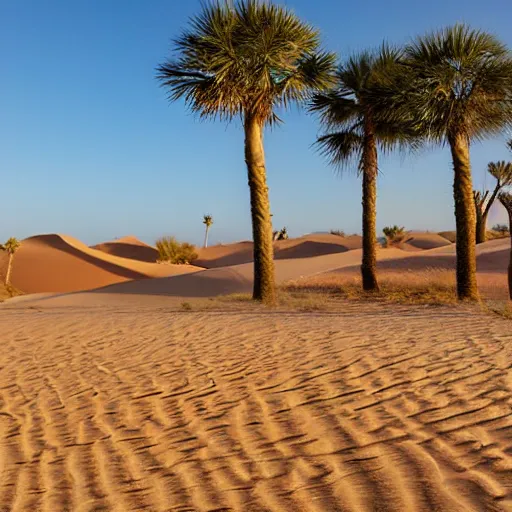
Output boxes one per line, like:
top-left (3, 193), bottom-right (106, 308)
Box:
top-left (376, 25), bottom-right (512, 300)
top-left (310, 48), bottom-right (415, 291)
top-left (1, 237), bottom-right (21, 287)
top-left (498, 191), bottom-right (512, 299)
top-left (474, 161), bottom-right (512, 243)
top-left (156, 1), bottom-right (335, 304)
top-left (202, 215), bottom-right (213, 248)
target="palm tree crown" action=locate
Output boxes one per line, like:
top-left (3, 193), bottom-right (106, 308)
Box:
top-left (156, 0), bottom-right (335, 125)
top-left (1, 238), bottom-right (21, 255)
top-left (203, 215), bottom-right (213, 228)
top-left (310, 47), bottom-right (414, 169)
top-left (378, 24), bottom-right (512, 141)
top-left (488, 161), bottom-right (512, 187)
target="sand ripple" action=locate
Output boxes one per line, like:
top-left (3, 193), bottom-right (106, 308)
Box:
top-left (0, 303), bottom-right (511, 511)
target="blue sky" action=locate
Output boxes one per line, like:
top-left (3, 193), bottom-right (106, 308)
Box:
top-left (2, 0), bottom-right (512, 246)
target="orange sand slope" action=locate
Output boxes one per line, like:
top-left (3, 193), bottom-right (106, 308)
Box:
top-left (0, 302), bottom-right (511, 511)
top-left (2, 234), bottom-right (201, 294)
top-left (17, 247), bottom-right (411, 307)
top-left (92, 235), bottom-right (159, 263)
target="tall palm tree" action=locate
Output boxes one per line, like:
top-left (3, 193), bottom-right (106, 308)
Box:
top-left (1, 237), bottom-right (21, 287)
top-left (203, 215), bottom-right (213, 248)
top-left (474, 161), bottom-right (512, 243)
top-left (310, 48), bottom-right (415, 291)
top-left (156, 1), bottom-right (335, 304)
top-left (498, 191), bottom-right (512, 299)
top-left (375, 25), bottom-right (512, 300)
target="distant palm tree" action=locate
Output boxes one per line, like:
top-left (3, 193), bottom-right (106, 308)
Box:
top-left (1, 237), bottom-right (21, 286)
top-left (203, 215), bottom-right (213, 248)
top-left (156, 1), bottom-right (335, 304)
top-left (498, 191), bottom-right (512, 299)
top-left (376, 25), bottom-right (512, 300)
top-left (474, 161), bottom-right (512, 243)
top-left (311, 48), bottom-right (416, 291)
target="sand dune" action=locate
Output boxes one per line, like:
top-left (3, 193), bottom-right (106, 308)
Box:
top-left (402, 232), bottom-right (453, 251)
top-left (196, 234), bottom-right (363, 268)
top-left (0, 234), bottom-right (201, 294)
top-left (0, 300), bottom-right (510, 511)
top-left (15, 247), bottom-right (410, 308)
top-left (92, 235), bottom-right (159, 263)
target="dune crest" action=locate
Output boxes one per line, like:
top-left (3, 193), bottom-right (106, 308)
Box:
top-left (0, 234), bottom-right (201, 294)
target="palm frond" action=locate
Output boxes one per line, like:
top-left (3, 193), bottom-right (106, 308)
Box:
top-left (381, 24), bottom-right (512, 142)
top-left (315, 129), bottom-right (364, 172)
top-left (156, 0), bottom-right (336, 124)
top-left (488, 161), bottom-right (512, 186)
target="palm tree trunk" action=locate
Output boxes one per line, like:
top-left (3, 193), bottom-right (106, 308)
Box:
top-left (361, 114), bottom-right (380, 292)
top-left (5, 254), bottom-right (13, 286)
top-left (476, 213), bottom-right (487, 244)
top-left (448, 132), bottom-right (479, 301)
top-left (204, 226), bottom-right (209, 248)
top-left (244, 114), bottom-right (275, 304)
top-left (479, 182), bottom-right (502, 244)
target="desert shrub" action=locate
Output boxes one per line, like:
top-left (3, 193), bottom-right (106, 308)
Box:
top-left (278, 227), bottom-right (288, 240)
top-left (273, 227), bottom-right (288, 241)
top-left (492, 224), bottom-right (509, 235)
top-left (155, 236), bottom-right (198, 264)
top-left (330, 229), bottom-right (346, 237)
top-left (383, 225), bottom-right (406, 246)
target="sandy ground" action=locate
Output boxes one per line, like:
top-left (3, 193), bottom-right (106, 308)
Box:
top-left (1, 231), bottom-right (510, 510)
top-left (0, 300), bottom-right (511, 511)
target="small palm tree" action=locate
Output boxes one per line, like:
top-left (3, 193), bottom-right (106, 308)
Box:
top-left (203, 215), bottom-right (213, 248)
top-left (376, 25), bottom-right (512, 300)
top-left (1, 237), bottom-right (21, 286)
top-left (474, 161), bottom-right (512, 243)
top-left (311, 47), bottom-right (415, 291)
top-left (498, 191), bottom-right (512, 299)
top-left (156, 1), bottom-right (335, 304)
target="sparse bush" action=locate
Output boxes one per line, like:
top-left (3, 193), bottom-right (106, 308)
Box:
top-left (181, 302), bottom-right (192, 311)
top-left (383, 225), bottom-right (406, 246)
top-left (273, 227), bottom-right (288, 241)
top-left (155, 236), bottom-right (198, 264)
top-left (330, 229), bottom-right (346, 237)
top-left (277, 227), bottom-right (288, 240)
top-left (492, 224), bottom-right (509, 235)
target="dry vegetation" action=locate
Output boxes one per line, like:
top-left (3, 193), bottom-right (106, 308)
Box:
top-left (0, 284), bottom-right (23, 302)
top-left (283, 268), bottom-right (459, 306)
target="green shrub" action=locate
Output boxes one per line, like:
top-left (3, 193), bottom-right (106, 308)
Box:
top-left (383, 225), bottom-right (406, 246)
top-left (155, 236), bottom-right (198, 264)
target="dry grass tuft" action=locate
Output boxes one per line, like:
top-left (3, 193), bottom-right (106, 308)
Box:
top-left (0, 284), bottom-right (23, 302)
top-left (283, 268), bottom-right (458, 306)
top-left (485, 300), bottom-right (512, 320)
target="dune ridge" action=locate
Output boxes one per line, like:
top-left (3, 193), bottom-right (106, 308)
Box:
top-left (1, 234), bottom-right (202, 294)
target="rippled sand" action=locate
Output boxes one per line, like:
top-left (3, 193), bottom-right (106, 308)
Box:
top-left (1, 300), bottom-right (511, 511)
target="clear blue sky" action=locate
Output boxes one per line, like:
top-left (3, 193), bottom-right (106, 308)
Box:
top-left (2, 0), bottom-right (512, 246)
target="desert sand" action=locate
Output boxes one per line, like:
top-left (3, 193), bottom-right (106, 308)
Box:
top-left (1, 298), bottom-right (511, 511)
top-left (0, 232), bottom-right (511, 511)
